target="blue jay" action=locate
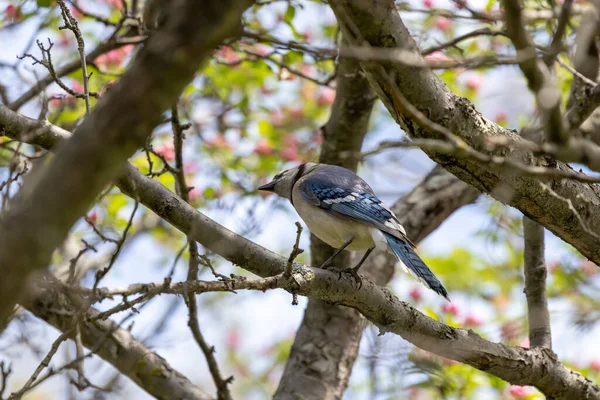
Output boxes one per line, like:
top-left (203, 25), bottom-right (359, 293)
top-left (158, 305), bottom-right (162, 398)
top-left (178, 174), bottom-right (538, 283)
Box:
top-left (258, 162), bottom-right (449, 300)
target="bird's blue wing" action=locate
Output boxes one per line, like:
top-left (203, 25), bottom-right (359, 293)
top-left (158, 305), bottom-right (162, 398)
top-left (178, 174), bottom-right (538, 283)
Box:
top-left (299, 179), bottom-right (408, 241)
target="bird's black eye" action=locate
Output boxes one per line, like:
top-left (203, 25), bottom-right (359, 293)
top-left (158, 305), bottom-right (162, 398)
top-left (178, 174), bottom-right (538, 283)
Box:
top-left (274, 170), bottom-right (287, 180)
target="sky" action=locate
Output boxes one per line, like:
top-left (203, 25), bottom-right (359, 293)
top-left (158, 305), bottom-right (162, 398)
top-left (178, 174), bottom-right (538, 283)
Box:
top-left (1, 1), bottom-right (599, 399)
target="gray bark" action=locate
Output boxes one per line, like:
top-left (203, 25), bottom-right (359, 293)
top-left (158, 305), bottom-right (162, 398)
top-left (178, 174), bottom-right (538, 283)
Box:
top-left (329, 0), bottom-right (600, 266)
top-left (1, 107), bottom-right (597, 398)
top-left (523, 217), bottom-right (552, 349)
top-left (275, 55), bottom-right (376, 400)
top-left (22, 288), bottom-right (212, 400)
top-left (0, 0), bottom-right (254, 324)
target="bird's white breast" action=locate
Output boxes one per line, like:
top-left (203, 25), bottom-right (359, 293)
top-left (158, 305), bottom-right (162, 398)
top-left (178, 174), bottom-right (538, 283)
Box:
top-left (292, 189), bottom-right (375, 251)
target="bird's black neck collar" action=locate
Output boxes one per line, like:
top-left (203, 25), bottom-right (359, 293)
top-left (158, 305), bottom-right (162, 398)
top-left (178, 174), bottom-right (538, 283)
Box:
top-left (289, 163), bottom-right (306, 207)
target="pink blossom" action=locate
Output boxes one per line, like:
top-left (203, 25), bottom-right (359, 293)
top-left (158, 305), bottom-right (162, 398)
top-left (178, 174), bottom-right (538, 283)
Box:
top-left (423, 0), bottom-right (434, 7)
top-left (581, 260), bottom-right (598, 278)
top-left (409, 287), bottom-right (423, 301)
top-left (85, 211), bottom-right (98, 224)
top-left (260, 85), bottom-right (274, 95)
top-left (463, 314), bottom-right (482, 326)
top-left (300, 64), bottom-right (314, 76)
top-left (283, 134), bottom-right (299, 148)
top-left (271, 108), bottom-right (285, 127)
top-left (183, 161), bottom-right (199, 174)
top-left (254, 138), bottom-right (273, 156)
top-left (188, 188), bottom-right (201, 202)
top-left (434, 17), bottom-right (452, 32)
top-left (302, 30), bottom-right (313, 41)
top-left (72, 81), bottom-right (84, 93)
top-left (509, 385), bottom-right (531, 399)
top-left (71, 6), bottom-right (84, 19)
top-left (57, 32), bottom-right (71, 47)
top-left (101, 0), bottom-right (123, 9)
top-left (254, 44), bottom-right (271, 56)
top-left (95, 45), bottom-right (134, 68)
top-left (225, 329), bottom-right (239, 350)
top-left (520, 338), bottom-right (530, 348)
top-left (424, 51), bottom-right (452, 63)
top-left (216, 46), bottom-right (240, 63)
top-left (495, 111), bottom-right (508, 125)
top-left (205, 134), bottom-right (230, 150)
top-left (465, 74), bottom-right (482, 91)
top-left (441, 302), bottom-right (460, 316)
top-left (155, 143), bottom-right (175, 161)
top-left (6, 5), bottom-right (22, 21)
top-left (318, 88), bottom-right (336, 106)
top-left (281, 147), bottom-right (300, 161)
top-left (590, 359), bottom-right (600, 371)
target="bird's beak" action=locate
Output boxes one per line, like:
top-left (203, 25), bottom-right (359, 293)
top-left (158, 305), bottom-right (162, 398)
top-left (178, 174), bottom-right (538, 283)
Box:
top-left (258, 180), bottom-right (276, 192)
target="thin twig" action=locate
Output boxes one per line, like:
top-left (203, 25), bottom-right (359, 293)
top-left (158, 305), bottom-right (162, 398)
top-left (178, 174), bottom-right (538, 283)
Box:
top-left (56, 0), bottom-right (92, 114)
top-left (543, 0), bottom-right (573, 67)
top-left (286, 222), bottom-right (304, 277)
top-left (9, 330), bottom-right (73, 400)
top-left (0, 361), bottom-right (12, 399)
top-left (353, 137), bottom-right (600, 183)
top-left (93, 201), bottom-right (139, 289)
top-left (171, 104), bottom-right (234, 400)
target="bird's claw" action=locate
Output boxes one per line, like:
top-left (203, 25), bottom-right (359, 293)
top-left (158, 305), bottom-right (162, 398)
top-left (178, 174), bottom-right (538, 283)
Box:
top-left (337, 267), bottom-right (363, 290)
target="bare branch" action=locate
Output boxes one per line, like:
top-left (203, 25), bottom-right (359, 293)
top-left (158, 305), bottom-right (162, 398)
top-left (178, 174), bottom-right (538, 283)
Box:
top-left (0, 0), bottom-right (255, 325)
top-left (502, 0), bottom-right (568, 144)
top-left (523, 217), bottom-right (552, 349)
top-left (21, 288), bottom-right (212, 400)
top-left (1, 97), bottom-right (597, 398)
top-left (8, 330), bottom-right (72, 400)
top-left (56, 0), bottom-right (92, 114)
top-left (327, 0), bottom-right (600, 266)
top-left (8, 36), bottom-right (145, 111)
top-left (171, 104), bottom-right (233, 400)
top-left (275, 52), bottom-right (375, 399)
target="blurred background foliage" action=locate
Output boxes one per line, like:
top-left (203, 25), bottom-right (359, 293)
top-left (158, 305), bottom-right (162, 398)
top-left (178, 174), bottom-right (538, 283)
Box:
top-left (1, 0), bottom-right (599, 399)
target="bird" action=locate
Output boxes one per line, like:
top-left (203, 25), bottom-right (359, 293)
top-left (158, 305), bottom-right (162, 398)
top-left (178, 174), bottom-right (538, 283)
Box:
top-left (258, 162), bottom-right (449, 300)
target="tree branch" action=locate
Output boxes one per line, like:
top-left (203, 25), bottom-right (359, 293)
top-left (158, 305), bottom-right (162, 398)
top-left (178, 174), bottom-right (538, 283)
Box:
top-left (523, 217), bottom-right (552, 349)
top-left (502, 0), bottom-right (567, 144)
top-left (274, 51), bottom-right (376, 399)
top-left (0, 0), bottom-right (254, 325)
top-left (328, 0), bottom-right (600, 268)
top-left (1, 101), bottom-right (596, 399)
top-left (21, 288), bottom-right (212, 400)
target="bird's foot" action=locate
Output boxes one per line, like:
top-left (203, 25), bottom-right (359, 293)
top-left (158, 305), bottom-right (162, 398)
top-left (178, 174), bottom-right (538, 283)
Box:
top-left (320, 259), bottom-right (335, 270)
top-left (337, 266), bottom-right (363, 290)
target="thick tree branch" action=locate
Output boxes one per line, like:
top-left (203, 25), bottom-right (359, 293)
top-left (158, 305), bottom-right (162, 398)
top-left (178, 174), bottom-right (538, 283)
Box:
top-left (20, 288), bottom-right (212, 400)
top-left (0, 0), bottom-right (253, 324)
top-left (275, 53), bottom-right (376, 400)
top-left (523, 217), bottom-right (552, 349)
top-left (329, 0), bottom-right (600, 268)
top-left (1, 103), bottom-right (596, 399)
top-left (502, 0), bottom-right (567, 144)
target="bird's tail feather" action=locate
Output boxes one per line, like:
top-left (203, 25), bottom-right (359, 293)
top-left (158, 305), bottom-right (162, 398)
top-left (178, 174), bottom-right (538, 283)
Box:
top-left (383, 232), bottom-right (449, 300)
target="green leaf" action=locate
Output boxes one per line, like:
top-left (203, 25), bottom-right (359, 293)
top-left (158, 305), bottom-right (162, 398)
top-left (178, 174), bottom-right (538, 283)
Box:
top-left (284, 4), bottom-right (295, 24)
top-left (37, 0), bottom-right (52, 7)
